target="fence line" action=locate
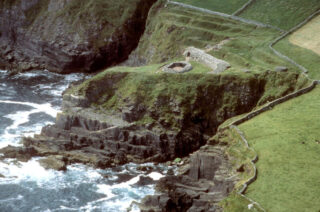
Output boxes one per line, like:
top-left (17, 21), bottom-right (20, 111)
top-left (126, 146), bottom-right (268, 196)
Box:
top-left (231, 125), bottom-right (266, 212)
top-left (168, 1), bottom-right (283, 31)
top-left (232, 0), bottom-right (256, 16)
top-left (269, 9), bottom-right (320, 80)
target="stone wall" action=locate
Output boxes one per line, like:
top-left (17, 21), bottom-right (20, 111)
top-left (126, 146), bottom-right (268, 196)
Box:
top-left (183, 47), bottom-right (230, 74)
top-left (162, 61), bottom-right (193, 73)
top-left (220, 80), bottom-right (317, 131)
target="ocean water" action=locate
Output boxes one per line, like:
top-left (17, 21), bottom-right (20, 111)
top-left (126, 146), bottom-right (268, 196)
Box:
top-left (0, 70), bottom-right (168, 212)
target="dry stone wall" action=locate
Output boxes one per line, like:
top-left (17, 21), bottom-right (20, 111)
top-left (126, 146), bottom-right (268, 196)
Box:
top-left (183, 47), bottom-right (230, 74)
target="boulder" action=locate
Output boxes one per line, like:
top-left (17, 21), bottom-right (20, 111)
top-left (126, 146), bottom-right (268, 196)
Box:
top-left (274, 66), bottom-right (288, 72)
top-left (134, 176), bottom-right (155, 186)
top-left (38, 156), bottom-right (67, 171)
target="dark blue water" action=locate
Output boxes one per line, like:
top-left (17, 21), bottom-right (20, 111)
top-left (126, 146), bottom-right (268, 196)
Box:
top-left (0, 70), bottom-right (169, 212)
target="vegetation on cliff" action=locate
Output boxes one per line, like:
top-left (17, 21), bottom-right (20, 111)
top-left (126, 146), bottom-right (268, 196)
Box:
top-left (68, 64), bottom-right (309, 135)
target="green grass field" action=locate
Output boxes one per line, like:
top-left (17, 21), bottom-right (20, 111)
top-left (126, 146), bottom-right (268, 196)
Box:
top-left (174, 0), bottom-right (248, 14)
top-left (238, 86), bottom-right (320, 212)
top-left (134, 3), bottom-right (302, 74)
top-left (239, 0), bottom-right (320, 30)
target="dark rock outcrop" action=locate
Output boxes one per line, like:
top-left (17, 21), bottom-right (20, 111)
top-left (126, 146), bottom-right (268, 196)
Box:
top-left (138, 145), bottom-right (235, 212)
top-left (0, 0), bottom-right (157, 73)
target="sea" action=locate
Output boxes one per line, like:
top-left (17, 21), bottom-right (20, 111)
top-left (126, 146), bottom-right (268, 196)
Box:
top-left (0, 69), bottom-right (169, 212)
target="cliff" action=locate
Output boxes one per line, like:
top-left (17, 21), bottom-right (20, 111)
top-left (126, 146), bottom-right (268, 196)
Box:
top-left (0, 65), bottom-right (308, 167)
top-left (0, 0), bottom-right (156, 73)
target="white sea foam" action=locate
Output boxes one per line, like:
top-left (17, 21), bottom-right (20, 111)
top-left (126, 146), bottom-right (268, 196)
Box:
top-left (0, 159), bottom-right (161, 211)
top-left (0, 121), bottom-right (53, 148)
top-left (92, 171), bottom-right (162, 211)
top-left (0, 160), bottom-right (106, 190)
top-left (16, 72), bottom-right (42, 78)
top-left (0, 100), bottom-right (59, 147)
top-left (96, 184), bottom-right (116, 199)
top-left (0, 100), bottom-right (59, 117)
top-left (0, 70), bottom-right (162, 211)
top-left (50, 85), bottom-right (68, 97)
top-left (0, 194), bottom-right (24, 203)
top-left (55, 205), bottom-right (78, 211)
top-left (148, 172), bottom-right (164, 181)
top-left (14, 70), bottom-right (55, 79)
top-left (0, 158), bottom-right (59, 184)
top-left (36, 83), bottom-right (67, 97)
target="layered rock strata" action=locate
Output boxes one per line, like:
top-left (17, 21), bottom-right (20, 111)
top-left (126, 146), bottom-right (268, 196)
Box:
top-left (138, 143), bottom-right (235, 212)
top-left (0, 71), bottom-right (307, 171)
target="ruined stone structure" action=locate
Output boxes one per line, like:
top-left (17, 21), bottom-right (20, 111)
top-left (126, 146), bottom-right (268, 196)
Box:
top-left (162, 61), bottom-right (193, 73)
top-left (183, 47), bottom-right (231, 74)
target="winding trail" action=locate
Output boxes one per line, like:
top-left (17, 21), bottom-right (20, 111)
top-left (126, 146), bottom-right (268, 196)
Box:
top-left (167, 1), bottom-right (320, 211)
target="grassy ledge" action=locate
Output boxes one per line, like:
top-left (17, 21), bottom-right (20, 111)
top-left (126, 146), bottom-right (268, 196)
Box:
top-left (65, 62), bottom-right (309, 136)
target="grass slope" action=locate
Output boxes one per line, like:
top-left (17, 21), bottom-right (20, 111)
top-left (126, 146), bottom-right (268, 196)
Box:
top-left (133, 3), bottom-right (301, 74)
top-left (173, 0), bottom-right (248, 14)
top-left (239, 0), bottom-right (320, 30)
top-left (239, 86), bottom-right (320, 212)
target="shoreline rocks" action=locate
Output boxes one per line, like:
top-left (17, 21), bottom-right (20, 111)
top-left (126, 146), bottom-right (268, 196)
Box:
top-left (138, 144), bottom-right (235, 211)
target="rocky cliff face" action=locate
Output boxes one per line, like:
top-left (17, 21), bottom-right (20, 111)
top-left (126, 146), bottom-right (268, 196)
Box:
top-left (0, 68), bottom-right (309, 210)
top-left (0, 70), bottom-right (308, 169)
top-left (0, 0), bottom-right (156, 73)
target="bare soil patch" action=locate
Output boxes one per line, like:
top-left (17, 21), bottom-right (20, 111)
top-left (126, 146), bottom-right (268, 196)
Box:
top-left (289, 15), bottom-right (320, 55)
